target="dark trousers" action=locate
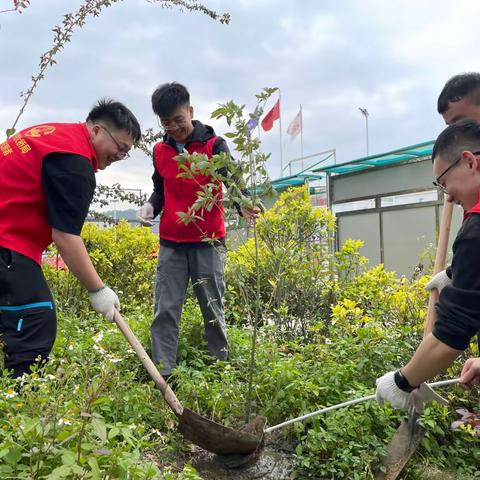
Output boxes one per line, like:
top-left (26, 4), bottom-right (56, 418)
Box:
top-left (0, 248), bottom-right (56, 377)
top-left (151, 244), bottom-right (228, 376)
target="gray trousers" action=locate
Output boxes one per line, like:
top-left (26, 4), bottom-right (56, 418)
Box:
top-left (150, 244), bottom-right (228, 376)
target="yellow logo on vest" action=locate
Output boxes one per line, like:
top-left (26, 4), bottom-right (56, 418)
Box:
top-left (24, 125), bottom-right (56, 137)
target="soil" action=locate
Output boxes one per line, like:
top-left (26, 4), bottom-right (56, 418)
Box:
top-left (192, 446), bottom-right (294, 479)
top-left (190, 432), bottom-right (296, 479)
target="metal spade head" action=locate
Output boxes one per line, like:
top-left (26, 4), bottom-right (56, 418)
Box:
top-left (178, 408), bottom-right (266, 455)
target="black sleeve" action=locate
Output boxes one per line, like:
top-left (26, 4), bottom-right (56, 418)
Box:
top-left (213, 137), bottom-right (232, 179)
top-left (433, 215), bottom-right (480, 350)
top-left (42, 153), bottom-right (96, 235)
top-left (148, 170), bottom-right (165, 217)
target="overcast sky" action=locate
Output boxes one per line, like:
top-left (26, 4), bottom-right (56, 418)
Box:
top-left (1, 0), bottom-right (479, 195)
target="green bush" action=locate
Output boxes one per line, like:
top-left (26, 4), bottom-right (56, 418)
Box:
top-left (225, 186), bottom-right (337, 339)
top-left (0, 305), bottom-right (201, 479)
top-left (44, 221), bottom-right (158, 314)
top-left (1, 189), bottom-right (478, 478)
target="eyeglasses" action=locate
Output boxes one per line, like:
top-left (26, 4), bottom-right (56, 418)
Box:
top-left (432, 150), bottom-right (480, 194)
top-left (98, 124), bottom-right (130, 159)
top-left (158, 116), bottom-right (189, 131)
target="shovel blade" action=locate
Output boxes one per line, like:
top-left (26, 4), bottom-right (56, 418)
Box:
top-left (178, 408), bottom-right (265, 455)
top-left (375, 417), bottom-right (425, 480)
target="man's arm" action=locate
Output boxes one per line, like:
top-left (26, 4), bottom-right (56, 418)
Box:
top-left (42, 153), bottom-right (119, 320)
top-left (51, 229), bottom-right (103, 291)
top-left (376, 216), bottom-right (480, 409)
top-left (461, 357), bottom-right (480, 387)
top-left (148, 170), bottom-right (165, 217)
top-left (403, 217), bottom-right (480, 384)
top-left (401, 333), bottom-right (462, 386)
top-left (137, 170), bottom-right (165, 226)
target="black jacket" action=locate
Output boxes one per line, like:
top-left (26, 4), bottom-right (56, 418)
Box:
top-left (434, 213), bottom-right (480, 350)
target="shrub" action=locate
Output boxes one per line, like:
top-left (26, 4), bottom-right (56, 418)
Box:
top-left (43, 221), bottom-right (158, 314)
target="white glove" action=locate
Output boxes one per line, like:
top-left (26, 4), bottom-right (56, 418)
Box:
top-left (410, 382), bottom-right (449, 413)
top-left (376, 371), bottom-right (449, 413)
top-left (425, 270), bottom-right (451, 294)
top-left (376, 371), bottom-right (411, 410)
top-left (137, 202), bottom-right (154, 227)
top-left (89, 286), bottom-right (120, 322)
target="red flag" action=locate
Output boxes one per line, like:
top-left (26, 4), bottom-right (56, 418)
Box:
top-left (261, 99), bottom-right (280, 132)
top-left (287, 109), bottom-right (302, 141)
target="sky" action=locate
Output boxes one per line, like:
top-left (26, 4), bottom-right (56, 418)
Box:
top-left (1, 0), bottom-right (479, 197)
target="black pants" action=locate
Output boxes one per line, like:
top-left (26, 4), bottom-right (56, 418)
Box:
top-left (0, 247), bottom-right (56, 377)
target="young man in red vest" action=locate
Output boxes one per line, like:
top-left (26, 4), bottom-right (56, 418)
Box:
top-left (0, 99), bottom-right (141, 377)
top-left (137, 82), bottom-right (259, 378)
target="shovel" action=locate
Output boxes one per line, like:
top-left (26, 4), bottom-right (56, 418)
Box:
top-left (113, 309), bottom-right (266, 455)
top-left (375, 197), bottom-right (454, 480)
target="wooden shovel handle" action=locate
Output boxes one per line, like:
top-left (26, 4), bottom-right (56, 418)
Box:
top-left (113, 309), bottom-right (184, 416)
top-left (424, 198), bottom-right (454, 337)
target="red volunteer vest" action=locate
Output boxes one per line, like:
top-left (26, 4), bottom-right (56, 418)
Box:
top-left (464, 187), bottom-right (480, 220)
top-left (0, 123), bottom-right (97, 264)
top-left (153, 137), bottom-right (225, 243)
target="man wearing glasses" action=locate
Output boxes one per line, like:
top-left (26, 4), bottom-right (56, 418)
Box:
top-left (0, 98), bottom-right (141, 377)
top-left (376, 119), bottom-right (480, 408)
top-left (426, 74), bottom-right (480, 291)
top-left (426, 73), bottom-right (480, 387)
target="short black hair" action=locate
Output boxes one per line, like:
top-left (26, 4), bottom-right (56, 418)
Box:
top-left (151, 82), bottom-right (190, 118)
top-left (86, 98), bottom-right (141, 142)
top-left (432, 119), bottom-right (480, 164)
top-left (437, 73), bottom-right (480, 114)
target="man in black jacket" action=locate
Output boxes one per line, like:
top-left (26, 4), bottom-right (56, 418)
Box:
top-left (376, 119), bottom-right (480, 409)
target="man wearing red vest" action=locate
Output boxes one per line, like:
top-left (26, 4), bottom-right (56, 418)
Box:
top-left (0, 99), bottom-right (141, 377)
top-left (137, 82), bottom-right (259, 378)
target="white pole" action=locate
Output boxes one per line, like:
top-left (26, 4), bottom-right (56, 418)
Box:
top-left (279, 90), bottom-right (283, 176)
top-left (366, 111), bottom-right (369, 155)
top-left (264, 377), bottom-right (460, 433)
top-left (300, 104), bottom-right (304, 170)
top-left (359, 107), bottom-right (369, 156)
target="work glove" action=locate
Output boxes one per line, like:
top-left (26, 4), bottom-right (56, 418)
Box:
top-left (376, 371), bottom-right (449, 412)
top-left (89, 286), bottom-right (120, 322)
top-left (137, 202), bottom-right (154, 227)
top-left (376, 371), bottom-right (411, 410)
top-left (425, 269), bottom-right (451, 295)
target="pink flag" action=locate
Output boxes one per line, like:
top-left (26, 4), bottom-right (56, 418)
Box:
top-left (287, 109), bottom-right (302, 141)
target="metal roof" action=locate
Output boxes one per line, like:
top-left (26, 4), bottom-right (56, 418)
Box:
top-left (312, 140), bottom-right (434, 175)
top-left (270, 173), bottom-right (324, 191)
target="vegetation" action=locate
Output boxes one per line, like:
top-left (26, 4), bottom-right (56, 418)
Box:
top-left (1, 188), bottom-right (479, 478)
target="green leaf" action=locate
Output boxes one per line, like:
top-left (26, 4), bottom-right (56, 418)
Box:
top-left (46, 464), bottom-right (73, 479)
top-left (61, 449), bottom-right (76, 466)
top-left (91, 417), bottom-right (107, 444)
top-left (22, 417), bottom-right (40, 434)
top-left (88, 457), bottom-right (101, 479)
top-left (4, 446), bottom-right (22, 465)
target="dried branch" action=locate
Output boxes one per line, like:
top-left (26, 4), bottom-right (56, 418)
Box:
top-left (7, 0), bottom-right (230, 137)
top-left (0, 0), bottom-right (30, 15)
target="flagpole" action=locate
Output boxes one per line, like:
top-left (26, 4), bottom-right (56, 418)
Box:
top-left (300, 104), bottom-right (304, 170)
top-left (278, 90), bottom-right (283, 176)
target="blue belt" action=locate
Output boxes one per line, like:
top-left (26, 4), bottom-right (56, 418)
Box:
top-left (0, 301), bottom-right (53, 312)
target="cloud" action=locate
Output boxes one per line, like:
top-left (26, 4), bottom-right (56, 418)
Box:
top-left (1, 0), bottom-right (479, 184)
